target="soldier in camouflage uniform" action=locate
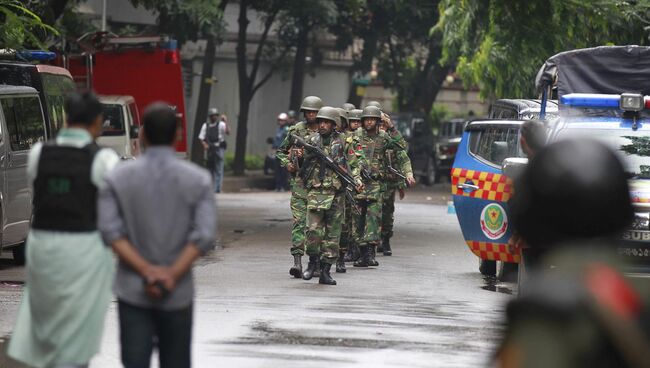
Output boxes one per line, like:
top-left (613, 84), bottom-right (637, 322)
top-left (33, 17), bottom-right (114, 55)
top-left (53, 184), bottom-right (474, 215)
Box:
top-left (300, 106), bottom-right (364, 285)
top-left (342, 109), bottom-right (364, 263)
top-left (352, 105), bottom-right (394, 268)
top-left (276, 96), bottom-right (323, 278)
top-left (379, 116), bottom-right (415, 256)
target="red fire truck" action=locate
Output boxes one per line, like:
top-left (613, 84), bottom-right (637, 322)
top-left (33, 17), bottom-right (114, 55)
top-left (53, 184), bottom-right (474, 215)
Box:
top-left (64, 34), bottom-right (188, 155)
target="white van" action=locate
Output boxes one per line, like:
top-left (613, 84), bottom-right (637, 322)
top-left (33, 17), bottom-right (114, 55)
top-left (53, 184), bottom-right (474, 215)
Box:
top-left (98, 95), bottom-right (140, 159)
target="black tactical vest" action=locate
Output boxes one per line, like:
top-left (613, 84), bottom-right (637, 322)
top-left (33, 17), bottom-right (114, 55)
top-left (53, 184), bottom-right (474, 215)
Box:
top-left (206, 123), bottom-right (220, 144)
top-left (32, 142), bottom-right (100, 232)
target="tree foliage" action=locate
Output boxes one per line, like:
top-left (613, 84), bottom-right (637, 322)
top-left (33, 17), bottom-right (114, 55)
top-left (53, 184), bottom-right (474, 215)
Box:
top-left (0, 0), bottom-right (59, 49)
top-left (436, 0), bottom-right (650, 99)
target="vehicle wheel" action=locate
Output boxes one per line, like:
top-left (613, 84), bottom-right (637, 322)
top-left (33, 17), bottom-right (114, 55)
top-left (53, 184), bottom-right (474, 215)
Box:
top-left (479, 259), bottom-right (496, 276)
top-left (497, 261), bottom-right (518, 282)
top-left (423, 157), bottom-right (438, 186)
top-left (12, 243), bottom-right (26, 266)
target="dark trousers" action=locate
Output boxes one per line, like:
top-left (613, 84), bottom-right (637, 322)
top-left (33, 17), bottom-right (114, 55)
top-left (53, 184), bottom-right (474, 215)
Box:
top-left (274, 157), bottom-right (289, 190)
top-left (118, 300), bottom-right (193, 368)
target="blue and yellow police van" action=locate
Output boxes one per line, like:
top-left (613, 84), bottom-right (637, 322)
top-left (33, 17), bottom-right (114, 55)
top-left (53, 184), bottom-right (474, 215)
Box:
top-left (452, 45), bottom-right (650, 281)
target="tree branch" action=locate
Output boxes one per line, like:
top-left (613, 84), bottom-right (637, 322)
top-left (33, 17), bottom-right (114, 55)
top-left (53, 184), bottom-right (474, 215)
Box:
top-left (252, 43), bottom-right (291, 95)
top-left (249, 6), bottom-right (279, 90)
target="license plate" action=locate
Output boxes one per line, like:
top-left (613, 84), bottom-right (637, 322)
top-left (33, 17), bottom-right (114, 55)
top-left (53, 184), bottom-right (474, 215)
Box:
top-left (621, 230), bottom-right (650, 242)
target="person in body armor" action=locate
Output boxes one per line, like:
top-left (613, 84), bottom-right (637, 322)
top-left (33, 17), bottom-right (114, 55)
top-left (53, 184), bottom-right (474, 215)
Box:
top-left (276, 96), bottom-right (324, 278)
top-left (198, 107), bottom-right (229, 193)
top-left (8, 92), bottom-right (120, 368)
top-left (378, 116), bottom-right (415, 256)
top-left (300, 106), bottom-right (364, 285)
top-left (352, 105), bottom-right (395, 267)
top-left (495, 139), bottom-right (650, 368)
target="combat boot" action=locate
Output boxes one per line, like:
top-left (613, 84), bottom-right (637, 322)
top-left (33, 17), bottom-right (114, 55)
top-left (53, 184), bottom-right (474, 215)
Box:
top-left (289, 254), bottom-right (302, 278)
top-left (302, 255), bottom-right (319, 280)
top-left (336, 252), bottom-right (346, 273)
top-left (314, 260), bottom-right (321, 278)
top-left (344, 242), bottom-right (360, 262)
top-left (382, 236), bottom-right (392, 256)
top-left (377, 240), bottom-right (384, 253)
top-left (319, 262), bottom-right (337, 285)
top-left (368, 245), bottom-right (379, 266)
top-left (353, 246), bottom-right (369, 267)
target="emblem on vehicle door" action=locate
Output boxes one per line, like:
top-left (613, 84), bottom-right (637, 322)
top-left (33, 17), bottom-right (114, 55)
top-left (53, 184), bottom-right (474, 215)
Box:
top-left (480, 203), bottom-right (508, 240)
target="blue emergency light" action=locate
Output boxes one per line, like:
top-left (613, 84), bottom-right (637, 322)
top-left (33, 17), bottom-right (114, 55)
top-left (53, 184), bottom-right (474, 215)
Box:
top-left (561, 93), bottom-right (621, 108)
top-left (16, 50), bottom-right (56, 61)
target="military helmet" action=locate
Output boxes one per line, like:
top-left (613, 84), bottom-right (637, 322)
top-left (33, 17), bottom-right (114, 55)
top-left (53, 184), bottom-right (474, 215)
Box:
top-left (348, 109), bottom-right (362, 121)
top-left (287, 110), bottom-right (297, 119)
top-left (316, 106), bottom-right (341, 129)
top-left (361, 105), bottom-right (382, 119)
top-left (300, 96), bottom-right (324, 112)
top-left (511, 139), bottom-right (633, 251)
top-left (366, 100), bottom-right (382, 110)
top-left (336, 107), bottom-right (349, 129)
top-left (342, 102), bottom-right (355, 111)
top-left (208, 107), bottom-right (219, 116)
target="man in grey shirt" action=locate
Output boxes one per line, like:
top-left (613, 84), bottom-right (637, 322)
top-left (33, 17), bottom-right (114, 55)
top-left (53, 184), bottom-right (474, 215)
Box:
top-left (99, 103), bottom-right (216, 368)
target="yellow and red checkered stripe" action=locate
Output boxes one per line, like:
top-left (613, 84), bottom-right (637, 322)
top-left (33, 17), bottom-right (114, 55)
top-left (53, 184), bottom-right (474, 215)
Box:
top-left (451, 168), bottom-right (513, 202)
top-left (467, 241), bottom-right (520, 263)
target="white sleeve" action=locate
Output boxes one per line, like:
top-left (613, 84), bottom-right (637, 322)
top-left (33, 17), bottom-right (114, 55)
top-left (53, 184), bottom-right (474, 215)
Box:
top-left (198, 123), bottom-right (207, 141)
top-left (92, 148), bottom-right (121, 190)
top-left (219, 122), bottom-right (226, 141)
top-left (27, 142), bottom-right (44, 187)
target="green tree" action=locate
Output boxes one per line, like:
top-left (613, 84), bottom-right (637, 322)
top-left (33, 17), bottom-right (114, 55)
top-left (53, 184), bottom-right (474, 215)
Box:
top-left (435, 0), bottom-right (650, 99)
top-left (0, 0), bottom-right (59, 49)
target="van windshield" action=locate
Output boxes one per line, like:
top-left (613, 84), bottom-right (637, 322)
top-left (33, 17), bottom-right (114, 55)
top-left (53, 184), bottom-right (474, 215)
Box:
top-left (556, 124), bottom-right (650, 178)
top-left (101, 104), bottom-right (125, 136)
top-left (40, 73), bottom-right (74, 134)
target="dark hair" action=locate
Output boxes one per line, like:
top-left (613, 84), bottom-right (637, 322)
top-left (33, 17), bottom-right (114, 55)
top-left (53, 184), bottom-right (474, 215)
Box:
top-left (143, 102), bottom-right (178, 145)
top-left (520, 120), bottom-right (546, 153)
top-left (64, 91), bottom-right (103, 126)
top-left (511, 139), bottom-right (633, 250)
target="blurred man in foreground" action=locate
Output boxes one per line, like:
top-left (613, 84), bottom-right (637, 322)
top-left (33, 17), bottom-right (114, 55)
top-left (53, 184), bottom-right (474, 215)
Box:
top-left (496, 139), bottom-right (650, 368)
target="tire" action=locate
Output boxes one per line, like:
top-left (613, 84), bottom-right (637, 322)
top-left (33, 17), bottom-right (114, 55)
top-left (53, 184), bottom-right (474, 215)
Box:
top-left (479, 259), bottom-right (496, 276)
top-left (12, 243), bottom-right (26, 266)
top-left (423, 157), bottom-right (438, 186)
top-left (497, 261), bottom-right (518, 282)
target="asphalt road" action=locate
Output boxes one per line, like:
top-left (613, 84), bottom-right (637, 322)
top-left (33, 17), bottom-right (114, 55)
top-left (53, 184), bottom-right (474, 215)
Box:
top-left (0, 183), bottom-right (515, 367)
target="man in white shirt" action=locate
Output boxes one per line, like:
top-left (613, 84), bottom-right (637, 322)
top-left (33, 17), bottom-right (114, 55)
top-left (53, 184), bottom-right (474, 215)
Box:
top-left (198, 107), bottom-right (229, 193)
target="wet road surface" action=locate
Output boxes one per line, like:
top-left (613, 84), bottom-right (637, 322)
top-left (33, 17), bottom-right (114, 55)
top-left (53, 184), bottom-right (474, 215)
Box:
top-left (0, 185), bottom-right (515, 367)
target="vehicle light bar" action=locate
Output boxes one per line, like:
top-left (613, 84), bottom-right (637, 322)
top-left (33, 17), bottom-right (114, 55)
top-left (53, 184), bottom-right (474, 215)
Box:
top-left (0, 49), bottom-right (56, 61)
top-left (561, 93), bottom-right (620, 108)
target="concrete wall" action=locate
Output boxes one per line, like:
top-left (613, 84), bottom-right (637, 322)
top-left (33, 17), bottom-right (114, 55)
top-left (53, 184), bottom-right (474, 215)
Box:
top-left (186, 58), bottom-right (351, 157)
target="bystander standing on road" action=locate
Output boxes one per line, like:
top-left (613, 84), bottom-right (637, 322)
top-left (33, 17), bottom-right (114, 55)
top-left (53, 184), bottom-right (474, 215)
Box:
top-left (198, 107), bottom-right (229, 193)
top-left (273, 112), bottom-right (290, 191)
top-left (99, 103), bottom-right (216, 368)
top-left (8, 92), bottom-right (120, 368)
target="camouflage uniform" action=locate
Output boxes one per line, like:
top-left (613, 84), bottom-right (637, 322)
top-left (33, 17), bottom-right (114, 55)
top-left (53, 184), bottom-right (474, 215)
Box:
top-left (338, 128), bottom-right (365, 255)
top-left (302, 132), bottom-right (363, 265)
top-left (381, 131), bottom-right (413, 242)
top-left (276, 121), bottom-right (317, 256)
top-left (352, 128), bottom-right (392, 266)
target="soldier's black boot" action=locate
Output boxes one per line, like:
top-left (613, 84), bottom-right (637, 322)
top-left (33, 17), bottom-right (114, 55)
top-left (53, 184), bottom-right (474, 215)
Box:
top-left (314, 260), bottom-right (321, 278)
top-left (319, 262), bottom-right (337, 285)
top-left (302, 255), bottom-right (319, 280)
top-left (382, 236), bottom-right (392, 256)
top-left (368, 245), bottom-right (379, 266)
top-left (344, 242), bottom-right (359, 262)
top-left (353, 246), bottom-right (369, 267)
top-left (336, 252), bottom-right (346, 273)
top-left (377, 240), bottom-right (384, 253)
top-left (289, 254), bottom-right (302, 278)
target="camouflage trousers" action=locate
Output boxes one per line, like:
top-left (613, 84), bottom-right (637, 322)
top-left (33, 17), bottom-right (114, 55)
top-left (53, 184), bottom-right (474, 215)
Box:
top-left (381, 187), bottom-right (396, 239)
top-left (339, 198), bottom-right (354, 252)
top-left (305, 193), bottom-right (344, 264)
top-left (352, 198), bottom-right (383, 246)
top-left (290, 190), bottom-right (307, 256)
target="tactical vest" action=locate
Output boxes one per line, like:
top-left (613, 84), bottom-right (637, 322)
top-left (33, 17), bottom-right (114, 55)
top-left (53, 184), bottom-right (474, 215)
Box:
top-left (303, 133), bottom-right (345, 190)
top-left (206, 123), bottom-right (220, 144)
top-left (32, 142), bottom-right (100, 232)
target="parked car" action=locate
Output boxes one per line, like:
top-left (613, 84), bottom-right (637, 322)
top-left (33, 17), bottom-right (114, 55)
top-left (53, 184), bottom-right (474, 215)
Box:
top-left (97, 95), bottom-right (141, 159)
top-left (433, 118), bottom-right (466, 182)
top-left (0, 52), bottom-right (75, 139)
top-left (0, 85), bottom-right (47, 264)
top-left (393, 112), bottom-right (438, 185)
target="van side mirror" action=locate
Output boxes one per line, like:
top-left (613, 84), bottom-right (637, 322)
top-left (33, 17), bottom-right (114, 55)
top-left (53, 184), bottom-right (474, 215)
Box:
top-left (502, 157), bottom-right (529, 180)
top-left (130, 125), bottom-right (140, 139)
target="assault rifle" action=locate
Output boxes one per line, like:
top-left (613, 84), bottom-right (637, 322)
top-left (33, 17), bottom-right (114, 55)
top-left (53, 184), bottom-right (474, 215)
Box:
top-left (291, 134), bottom-right (362, 214)
top-left (386, 150), bottom-right (407, 182)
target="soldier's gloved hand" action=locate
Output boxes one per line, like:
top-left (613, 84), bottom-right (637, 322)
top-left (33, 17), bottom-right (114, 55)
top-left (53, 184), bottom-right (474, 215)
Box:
top-left (399, 188), bottom-right (405, 200)
top-left (406, 175), bottom-right (416, 187)
top-left (381, 112), bottom-right (394, 129)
